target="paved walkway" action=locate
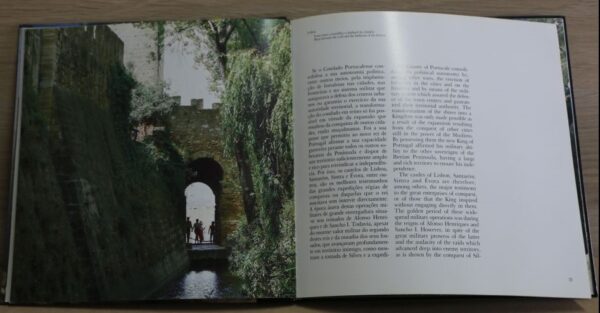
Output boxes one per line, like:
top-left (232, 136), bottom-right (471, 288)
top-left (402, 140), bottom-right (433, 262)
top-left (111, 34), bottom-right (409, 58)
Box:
top-left (188, 243), bottom-right (225, 251)
top-left (187, 243), bottom-right (229, 261)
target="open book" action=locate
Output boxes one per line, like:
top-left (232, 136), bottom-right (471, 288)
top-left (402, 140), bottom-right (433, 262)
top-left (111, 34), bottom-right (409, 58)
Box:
top-left (3, 12), bottom-right (596, 303)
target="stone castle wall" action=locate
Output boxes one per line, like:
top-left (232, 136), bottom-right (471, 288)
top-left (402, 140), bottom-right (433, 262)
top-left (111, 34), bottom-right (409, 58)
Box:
top-left (10, 26), bottom-right (187, 303)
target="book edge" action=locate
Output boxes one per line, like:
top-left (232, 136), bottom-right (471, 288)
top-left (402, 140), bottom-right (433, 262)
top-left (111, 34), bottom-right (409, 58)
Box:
top-left (4, 26), bottom-right (28, 304)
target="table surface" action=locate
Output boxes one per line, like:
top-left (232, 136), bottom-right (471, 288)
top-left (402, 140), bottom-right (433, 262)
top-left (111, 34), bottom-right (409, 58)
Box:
top-left (0, 0), bottom-right (597, 312)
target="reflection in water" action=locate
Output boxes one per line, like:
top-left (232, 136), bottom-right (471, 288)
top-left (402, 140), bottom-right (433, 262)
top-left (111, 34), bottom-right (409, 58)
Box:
top-left (157, 263), bottom-right (244, 299)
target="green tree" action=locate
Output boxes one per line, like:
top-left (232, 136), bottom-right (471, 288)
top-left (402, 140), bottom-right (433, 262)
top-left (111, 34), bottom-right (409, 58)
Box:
top-left (130, 81), bottom-right (178, 128)
top-left (222, 24), bottom-right (295, 297)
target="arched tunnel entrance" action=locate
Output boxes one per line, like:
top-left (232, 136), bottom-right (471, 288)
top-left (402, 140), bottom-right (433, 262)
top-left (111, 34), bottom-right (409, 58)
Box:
top-left (170, 105), bottom-right (245, 249)
top-left (185, 183), bottom-right (215, 242)
top-left (185, 158), bottom-right (224, 245)
top-left (160, 156), bottom-right (241, 299)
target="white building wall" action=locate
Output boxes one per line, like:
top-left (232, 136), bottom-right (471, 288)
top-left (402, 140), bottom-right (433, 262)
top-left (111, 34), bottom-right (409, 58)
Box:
top-left (109, 23), bottom-right (162, 86)
top-left (109, 23), bottom-right (220, 107)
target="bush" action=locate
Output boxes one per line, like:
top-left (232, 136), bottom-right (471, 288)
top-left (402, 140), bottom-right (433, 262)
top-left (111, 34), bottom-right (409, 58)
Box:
top-left (228, 200), bottom-right (295, 298)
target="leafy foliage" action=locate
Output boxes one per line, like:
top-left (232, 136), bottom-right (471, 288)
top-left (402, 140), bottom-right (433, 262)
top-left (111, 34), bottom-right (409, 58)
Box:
top-left (130, 81), bottom-right (178, 126)
top-left (267, 26), bottom-right (293, 197)
top-left (220, 50), bottom-right (271, 157)
top-left (228, 200), bottom-right (295, 297)
top-left (107, 64), bottom-right (186, 211)
top-left (109, 64), bottom-right (186, 218)
top-left (221, 24), bottom-right (295, 298)
top-left (136, 19), bottom-right (286, 93)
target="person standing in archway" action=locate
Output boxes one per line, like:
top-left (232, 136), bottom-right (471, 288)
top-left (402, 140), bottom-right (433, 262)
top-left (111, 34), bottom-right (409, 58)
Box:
top-left (186, 217), bottom-right (193, 243)
top-left (193, 219), bottom-right (201, 243)
top-left (198, 221), bottom-right (205, 243)
top-left (209, 221), bottom-right (216, 243)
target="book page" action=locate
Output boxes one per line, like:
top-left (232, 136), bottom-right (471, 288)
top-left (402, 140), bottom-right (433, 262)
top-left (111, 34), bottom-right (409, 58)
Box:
top-left (292, 12), bottom-right (592, 298)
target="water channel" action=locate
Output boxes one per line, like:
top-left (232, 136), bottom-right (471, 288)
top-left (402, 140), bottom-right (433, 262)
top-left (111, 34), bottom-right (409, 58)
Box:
top-left (156, 262), bottom-right (244, 299)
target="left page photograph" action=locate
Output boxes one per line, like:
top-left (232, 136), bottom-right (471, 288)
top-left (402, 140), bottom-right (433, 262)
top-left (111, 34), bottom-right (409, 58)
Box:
top-left (4, 18), bottom-right (295, 303)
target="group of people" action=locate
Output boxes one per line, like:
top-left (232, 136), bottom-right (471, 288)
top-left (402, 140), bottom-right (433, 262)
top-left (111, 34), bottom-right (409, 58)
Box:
top-left (186, 217), bottom-right (215, 244)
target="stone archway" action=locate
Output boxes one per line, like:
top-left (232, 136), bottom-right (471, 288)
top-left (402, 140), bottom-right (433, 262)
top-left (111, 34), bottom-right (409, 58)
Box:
top-left (169, 104), bottom-right (245, 246)
top-left (186, 158), bottom-right (224, 244)
top-left (185, 183), bottom-right (215, 242)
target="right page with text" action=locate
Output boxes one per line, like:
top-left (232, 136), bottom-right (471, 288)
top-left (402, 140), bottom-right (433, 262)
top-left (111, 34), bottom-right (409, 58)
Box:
top-left (292, 12), bottom-right (592, 298)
